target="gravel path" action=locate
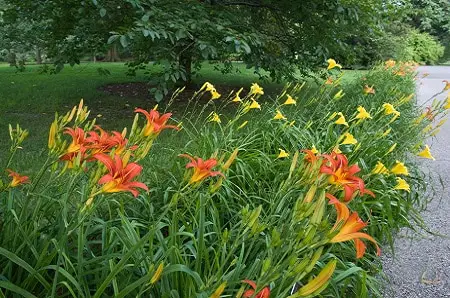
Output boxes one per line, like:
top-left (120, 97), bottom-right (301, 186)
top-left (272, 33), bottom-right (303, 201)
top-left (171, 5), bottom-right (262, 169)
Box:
top-left (382, 66), bottom-right (450, 297)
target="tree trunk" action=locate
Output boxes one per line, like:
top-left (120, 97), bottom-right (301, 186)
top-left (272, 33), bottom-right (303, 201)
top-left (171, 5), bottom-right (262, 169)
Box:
top-left (107, 44), bottom-right (120, 62)
top-left (8, 51), bottom-right (16, 67)
top-left (36, 47), bottom-right (42, 64)
top-left (179, 50), bottom-right (192, 85)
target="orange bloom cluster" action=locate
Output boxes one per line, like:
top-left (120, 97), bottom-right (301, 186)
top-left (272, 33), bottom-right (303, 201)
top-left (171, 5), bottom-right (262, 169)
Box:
top-left (242, 280), bottom-right (270, 298)
top-left (94, 153), bottom-right (148, 197)
top-left (319, 152), bottom-right (374, 202)
top-left (135, 108), bottom-right (179, 137)
top-left (7, 169), bottom-right (29, 187)
top-left (179, 154), bottom-right (224, 185)
top-left (327, 194), bottom-right (381, 258)
top-left (60, 126), bottom-right (131, 167)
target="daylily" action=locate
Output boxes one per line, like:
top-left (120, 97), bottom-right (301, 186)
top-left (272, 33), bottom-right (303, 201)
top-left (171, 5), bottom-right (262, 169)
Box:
top-left (303, 149), bottom-right (320, 164)
top-left (211, 89), bottom-right (221, 100)
top-left (384, 59), bottom-right (396, 69)
top-left (325, 77), bottom-right (334, 85)
top-left (320, 152), bottom-right (374, 202)
top-left (423, 107), bottom-right (435, 120)
top-left (391, 161), bottom-right (409, 176)
top-left (327, 194), bottom-right (381, 258)
top-left (201, 82), bottom-right (215, 92)
top-left (273, 110), bottom-right (287, 120)
top-left (248, 99), bottom-right (261, 110)
top-left (311, 145), bottom-right (319, 154)
top-left (382, 103), bottom-right (400, 120)
top-left (341, 132), bottom-right (357, 145)
top-left (417, 145), bottom-right (435, 160)
top-left (443, 80), bottom-right (450, 91)
top-left (327, 58), bottom-right (342, 70)
top-left (210, 282), bottom-right (227, 298)
top-left (283, 94), bottom-right (296, 105)
top-left (86, 126), bottom-right (129, 155)
top-left (209, 112), bottom-right (221, 124)
top-left (250, 83), bottom-right (264, 96)
top-left (135, 108), bottom-right (179, 137)
top-left (150, 263), bottom-right (164, 284)
top-left (293, 260), bottom-right (337, 297)
top-left (363, 85), bottom-right (375, 95)
top-left (277, 149), bottom-right (289, 159)
top-left (242, 280), bottom-right (270, 298)
top-left (334, 112), bottom-right (348, 126)
top-left (372, 161), bottom-right (389, 175)
top-left (232, 88), bottom-right (243, 102)
top-left (179, 154), bottom-right (224, 184)
top-left (94, 153), bottom-right (148, 197)
top-left (394, 177), bottom-right (410, 192)
top-left (356, 106), bottom-right (371, 120)
top-left (60, 127), bottom-right (88, 166)
top-left (7, 169), bottom-right (29, 187)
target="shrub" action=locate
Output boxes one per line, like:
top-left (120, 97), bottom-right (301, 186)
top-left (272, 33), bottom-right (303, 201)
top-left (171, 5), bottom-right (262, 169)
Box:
top-left (1, 61), bottom-right (448, 297)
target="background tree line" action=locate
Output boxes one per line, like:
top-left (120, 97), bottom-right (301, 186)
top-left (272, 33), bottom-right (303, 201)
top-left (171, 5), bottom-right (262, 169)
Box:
top-left (0, 0), bottom-right (448, 98)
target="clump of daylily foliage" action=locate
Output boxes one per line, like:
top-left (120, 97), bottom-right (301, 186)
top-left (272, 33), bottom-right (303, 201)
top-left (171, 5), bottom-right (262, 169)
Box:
top-left (1, 59), bottom-right (449, 297)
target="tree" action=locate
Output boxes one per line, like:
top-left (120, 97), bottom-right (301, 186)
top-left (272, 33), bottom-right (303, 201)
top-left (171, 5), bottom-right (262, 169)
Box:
top-left (2, 0), bottom-right (392, 98)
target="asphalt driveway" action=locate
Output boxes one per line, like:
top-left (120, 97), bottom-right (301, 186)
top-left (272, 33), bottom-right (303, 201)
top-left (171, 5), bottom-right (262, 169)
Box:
top-left (382, 66), bottom-right (450, 297)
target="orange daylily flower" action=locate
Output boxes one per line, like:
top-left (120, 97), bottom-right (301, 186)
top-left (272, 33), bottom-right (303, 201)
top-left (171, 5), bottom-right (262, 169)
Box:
top-left (302, 149), bottom-right (320, 164)
top-left (327, 194), bottom-right (381, 258)
top-left (423, 107), bottom-right (435, 121)
top-left (179, 154), bottom-right (224, 184)
top-left (86, 126), bottom-right (130, 155)
top-left (135, 108), bottom-right (179, 137)
top-left (320, 152), bottom-right (374, 202)
top-left (7, 169), bottom-right (29, 187)
top-left (94, 153), bottom-right (148, 197)
top-left (242, 280), bottom-right (270, 298)
top-left (363, 85), bottom-right (375, 95)
top-left (60, 127), bottom-right (88, 166)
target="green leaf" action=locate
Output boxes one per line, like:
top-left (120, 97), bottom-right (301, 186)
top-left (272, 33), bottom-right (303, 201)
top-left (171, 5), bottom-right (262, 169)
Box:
top-left (0, 281), bottom-right (37, 298)
top-left (99, 8), bottom-right (106, 17)
top-left (120, 35), bottom-right (128, 48)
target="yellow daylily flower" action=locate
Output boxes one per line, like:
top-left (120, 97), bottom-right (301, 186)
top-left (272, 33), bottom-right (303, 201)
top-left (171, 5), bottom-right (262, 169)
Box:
top-left (382, 103), bottom-right (400, 120)
top-left (311, 145), bottom-right (319, 154)
top-left (250, 83), bottom-right (264, 96)
top-left (356, 106), bottom-right (372, 120)
top-left (273, 109), bottom-right (287, 120)
top-left (232, 88), bottom-right (243, 102)
top-left (372, 161), bottom-right (389, 175)
top-left (327, 58), bottom-right (342, 70)
top-left (341, 132), bottom-right (357, 145)
top-left (391, 161), bottom-right (409, 176)
top-left (417, 145), bottom-right (435, 160)
top-left (248, 99), bottom-right (261, 110)
top-left (211, 89), bottom-right (221, 100)
top-left (394, 177), bottom-right (410, 192)
top-left (201, 82), bottom-right (215, 92)
top-left (209, 112), bottom-right (221, 124)
top-left (238, 121), bottom-right (248, 130)
top-left (335, 112), bottom-right (348, 126)
top-left (333, 146), bottom-right (342, 154)
top-left (283, 94), bottom-right (296, 105)
top-left (277, 149), bottom-right (289, 159)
